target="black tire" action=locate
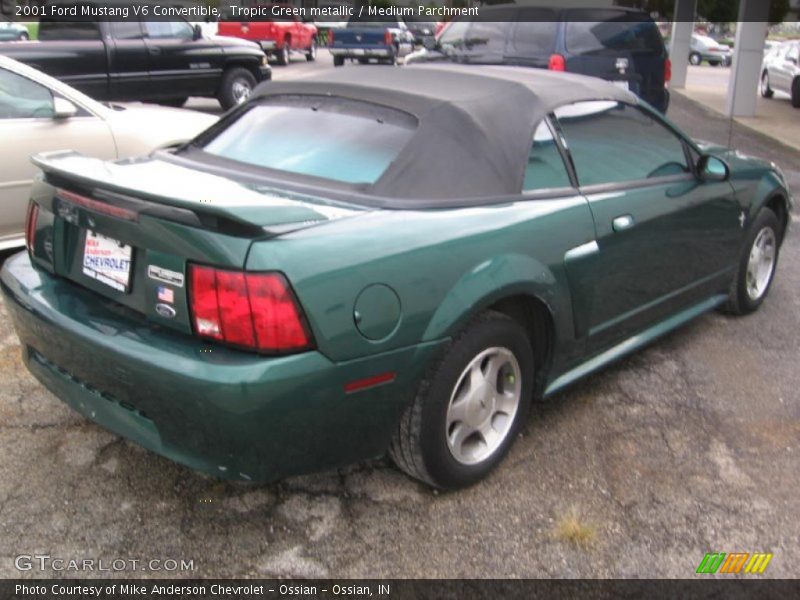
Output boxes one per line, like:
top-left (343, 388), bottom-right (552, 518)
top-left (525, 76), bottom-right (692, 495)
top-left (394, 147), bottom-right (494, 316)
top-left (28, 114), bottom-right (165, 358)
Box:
top-left (276, 40), bottom-right (290, 66)
top-left (158, 97), bottom-right (188, 108)
top-left (217, 67), bottom-right (256, 111)
top-left (389, 311), bottom-right (534, 490)
top-left (792, 78), bottom-right (800, 109)
top-left (18, 32), bottom-right (29, 41)
top-left (724, 208), bottom-right (781, 315)
top-left (333, 55), bottom-right (344, 67)
top-left (761, 72), bottom-right (774, 99)
top-left (689, 52), bottom-right (702, 66)
top-left (357, 58), bottom-right (369, 65)
top-left (710, 60), bottom-right (721, 67)
top-left (306, 39), bottom-right (316, 62)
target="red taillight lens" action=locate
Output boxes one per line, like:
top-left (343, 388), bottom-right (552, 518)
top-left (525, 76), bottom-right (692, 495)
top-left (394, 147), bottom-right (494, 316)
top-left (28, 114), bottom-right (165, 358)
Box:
top-left (665, 58), bottom-right (672, 84)
top-left (384, 30), bottom-right (393, 46)
top-left (188, 265), bottom-right (313, 354)
top-left (548, 53), bottom-right (566, 72)
top-left (328, 29), bottom-right (334, 46)
top-left (25, 202), bottom-right (39, 254)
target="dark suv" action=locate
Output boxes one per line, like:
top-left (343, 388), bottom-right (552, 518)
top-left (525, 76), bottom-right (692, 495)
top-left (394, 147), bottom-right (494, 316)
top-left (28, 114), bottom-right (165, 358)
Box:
top-left (412, 6), bottom-right (671, 113)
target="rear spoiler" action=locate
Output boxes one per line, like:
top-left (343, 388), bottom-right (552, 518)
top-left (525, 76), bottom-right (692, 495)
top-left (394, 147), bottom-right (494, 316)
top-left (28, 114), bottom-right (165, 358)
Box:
top-left (32, 151), bottom-right (360, 237)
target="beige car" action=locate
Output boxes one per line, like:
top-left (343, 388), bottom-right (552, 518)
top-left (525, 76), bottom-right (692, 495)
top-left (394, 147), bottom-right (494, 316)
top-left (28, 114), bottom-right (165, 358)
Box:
top-left (0, 55), bottom-right (217, 250)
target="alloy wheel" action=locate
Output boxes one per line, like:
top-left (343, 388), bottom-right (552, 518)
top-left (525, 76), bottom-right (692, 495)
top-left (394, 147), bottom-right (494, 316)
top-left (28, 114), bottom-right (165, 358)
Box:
top-left (746, 227), bottom-right (777, 301)
top-left (231, 79), bottom-right (252, 105)
top-left (445, 347), bottom-right (522, 466)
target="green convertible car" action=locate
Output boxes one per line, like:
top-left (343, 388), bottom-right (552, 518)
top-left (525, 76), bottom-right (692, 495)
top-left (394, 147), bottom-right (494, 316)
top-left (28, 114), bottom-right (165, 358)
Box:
top-left (1, 66), bottom-right (792, 489)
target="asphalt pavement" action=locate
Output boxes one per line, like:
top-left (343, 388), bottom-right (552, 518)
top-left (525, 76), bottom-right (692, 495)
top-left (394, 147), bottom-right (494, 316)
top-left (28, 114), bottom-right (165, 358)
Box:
top-left (0, 56), bottom-right (798, 579)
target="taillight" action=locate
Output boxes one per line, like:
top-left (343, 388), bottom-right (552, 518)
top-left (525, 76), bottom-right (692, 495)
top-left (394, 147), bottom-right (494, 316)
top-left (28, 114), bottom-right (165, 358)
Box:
top-left (548, 53), bottom-right (566, 72)
top-left (665, 58), bottom-right (672, 85)
top-left (328, 29), bottom-right (334, 46)
top-left (25, 202), bottom-right (39, 254)
top-left (384, 30), bottom-right (393, 46)
top-left (188, 265), bottom-right (313, 354)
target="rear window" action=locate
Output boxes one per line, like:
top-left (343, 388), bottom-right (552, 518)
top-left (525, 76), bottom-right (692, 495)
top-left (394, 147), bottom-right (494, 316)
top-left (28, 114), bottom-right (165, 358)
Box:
top-left (566, 11), bottom-right (664, 55)
top-left (201, 96), bottom-right (416, 185)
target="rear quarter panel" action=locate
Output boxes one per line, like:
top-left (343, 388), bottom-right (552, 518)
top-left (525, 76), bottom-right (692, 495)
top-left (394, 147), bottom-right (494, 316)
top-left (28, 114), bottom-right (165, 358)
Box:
top-left (246, 195), bottom-right (597, 375)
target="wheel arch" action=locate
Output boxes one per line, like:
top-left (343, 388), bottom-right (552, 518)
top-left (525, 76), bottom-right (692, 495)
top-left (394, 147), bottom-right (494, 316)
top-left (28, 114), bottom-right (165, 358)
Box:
top-left (420, 254), bottom-right (565, 398)
top-left (764, 192), bottom-right (790, 245)
top-left (219, 59), bottom-right (262, 91)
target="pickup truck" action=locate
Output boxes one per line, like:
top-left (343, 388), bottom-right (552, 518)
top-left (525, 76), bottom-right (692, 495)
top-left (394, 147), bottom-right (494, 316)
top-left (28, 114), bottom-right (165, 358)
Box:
top-left (0, 14), bottom-right (271, 109)
top-left (218, 3), bottom-right (318, 66)
top-left (329, 14), bottom-right (415, 66)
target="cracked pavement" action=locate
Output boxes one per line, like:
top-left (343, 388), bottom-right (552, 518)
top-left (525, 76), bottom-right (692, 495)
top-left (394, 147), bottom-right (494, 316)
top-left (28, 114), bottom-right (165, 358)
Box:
top-left (0, 94), bottom-right (798, 579)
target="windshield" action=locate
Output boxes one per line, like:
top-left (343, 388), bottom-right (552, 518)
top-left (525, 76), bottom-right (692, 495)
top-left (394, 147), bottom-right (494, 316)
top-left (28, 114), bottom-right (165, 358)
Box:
top-left (199, 96), bottom-right (417, 185)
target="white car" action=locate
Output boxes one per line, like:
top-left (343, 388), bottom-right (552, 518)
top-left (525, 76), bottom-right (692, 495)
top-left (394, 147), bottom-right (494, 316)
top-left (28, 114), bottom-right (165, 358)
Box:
top-left (0, 55), bottom-right (216, 250)
top-left (0, 21), bottom-right (29, 42)
top-left (761, 40), bottom-right (800, 108)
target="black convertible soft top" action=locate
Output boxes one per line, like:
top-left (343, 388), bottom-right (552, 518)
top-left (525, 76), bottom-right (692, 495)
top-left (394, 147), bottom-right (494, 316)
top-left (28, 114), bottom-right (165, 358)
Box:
top-left (240, 65), bottom-right (637, 202)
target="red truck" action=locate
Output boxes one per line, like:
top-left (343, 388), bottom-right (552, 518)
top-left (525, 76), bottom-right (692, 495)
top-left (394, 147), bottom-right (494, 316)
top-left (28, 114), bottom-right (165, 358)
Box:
top-left (218, 3), bottom-right (318, 66)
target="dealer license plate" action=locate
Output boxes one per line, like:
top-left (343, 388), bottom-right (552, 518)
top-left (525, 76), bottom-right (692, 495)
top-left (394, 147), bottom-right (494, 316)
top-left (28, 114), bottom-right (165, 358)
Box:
top-left (82, 231), bottom-right (133, 293)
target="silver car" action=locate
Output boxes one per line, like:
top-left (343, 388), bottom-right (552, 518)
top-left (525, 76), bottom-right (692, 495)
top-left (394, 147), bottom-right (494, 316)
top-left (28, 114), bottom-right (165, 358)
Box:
top-left (0, 20), bottom-right (29, 41)
top-left (761, 41), bottom-right (800, 108)
top-left (689, 34), bottom-right (732, 67)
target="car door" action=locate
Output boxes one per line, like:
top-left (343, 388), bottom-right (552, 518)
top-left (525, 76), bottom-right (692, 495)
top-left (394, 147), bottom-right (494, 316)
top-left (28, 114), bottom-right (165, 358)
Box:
top-left (107, 21), bottom-right (149, 99)
top-left (141, 20), bottom-right (220, 99)
top-left (0, 67), bottom-right (116, 248)
top-left (770, 44), bottom-right (794, 92)
top-left (554, 100), bottom-right (741, 352)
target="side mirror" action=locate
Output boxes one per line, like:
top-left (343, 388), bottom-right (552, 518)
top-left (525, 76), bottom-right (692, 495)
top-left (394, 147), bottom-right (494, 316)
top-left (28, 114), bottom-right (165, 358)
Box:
top-left (52, 97), bottom-right (77, 119)
top-left (193, 24), bottom-right (203, 40)
top-left (697, 155), bottom-right (729, 182)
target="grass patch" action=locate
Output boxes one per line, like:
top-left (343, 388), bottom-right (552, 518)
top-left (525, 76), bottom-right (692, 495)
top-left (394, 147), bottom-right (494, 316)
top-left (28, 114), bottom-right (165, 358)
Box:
top-left (553, 508), bottom-right (596, 548)
top-left (24, 22), bottom-right (38, 40)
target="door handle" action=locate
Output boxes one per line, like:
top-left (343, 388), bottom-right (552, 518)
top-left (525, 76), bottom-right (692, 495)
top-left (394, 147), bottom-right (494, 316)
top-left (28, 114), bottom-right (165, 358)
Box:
top-left (612, 214), bottom-right (635, 232)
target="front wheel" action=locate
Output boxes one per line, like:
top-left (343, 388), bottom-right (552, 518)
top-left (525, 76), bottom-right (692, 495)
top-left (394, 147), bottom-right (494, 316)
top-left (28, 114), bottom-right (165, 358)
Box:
top-left (724, 208), bottom-right (780, 315)
top-left (792, 78), bottom-right (800, 108)
top-left (306, 39), bottom-right (316, 62)
top-left (217, 67), bottom-right (256, 111)
top-left (18, 31), bottom-right (29, 41)
top-left (333, 55), bottom-right (344, 67)
top-left (689, 52), bottom-right (702, 66)
top-left (761, 72), bottom-right (774, 98)
top-left (389, 311), bottom-right (534, 489)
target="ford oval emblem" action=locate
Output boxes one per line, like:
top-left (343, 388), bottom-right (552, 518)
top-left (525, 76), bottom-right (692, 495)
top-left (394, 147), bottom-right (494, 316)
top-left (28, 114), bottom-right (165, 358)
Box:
top-left (155, 303), bottom-right (177, 319)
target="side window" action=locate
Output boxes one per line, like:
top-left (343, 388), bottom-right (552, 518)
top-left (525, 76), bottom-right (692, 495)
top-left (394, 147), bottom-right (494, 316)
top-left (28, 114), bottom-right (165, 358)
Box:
top-left (508, 19), bottom-right (558, 57)
top-left (38, 20), bottom-right (101, 41)
top-left (144, 21), bottom-right (194, 40)
top-left (523, 119), bottom-right (572, 191)
top-left (0, 68), bottom-right (54, 119)
top-left (555, 101), bottom-right (688, 187)
top-left (110, 22), bottom-right (144, 40)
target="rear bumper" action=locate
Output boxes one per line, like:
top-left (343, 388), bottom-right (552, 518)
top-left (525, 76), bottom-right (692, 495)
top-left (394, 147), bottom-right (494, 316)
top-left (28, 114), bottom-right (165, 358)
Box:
top-left (330, 47), bottom-right (393, 58)
top-left (1, 252), bottom-right (444, 481)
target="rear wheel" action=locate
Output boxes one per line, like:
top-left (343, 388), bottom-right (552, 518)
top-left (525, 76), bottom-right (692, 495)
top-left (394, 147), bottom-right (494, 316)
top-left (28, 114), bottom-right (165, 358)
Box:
top-left (276, 40), bottom-right (290, 66)
top-left (724, 207), bottom-right (780, 315)
top-left (389, 311), bottom-right (534, 489)
top-left (305, 39), bottom-right (316, 62)
top-left (792, 78), bottom-right (800, 108)
top-left (710, 60), bottom-right (721, 67)
top-left (18, 31), bottom-right (29, 41)
top-left (357, 57), bottom-right (369, 65)
top-left (333, 55), bottom-right (344, 67)
top-left (217, 67), bottom-right (256, 110)
top-left (689, 52), bottom-right (702, 66)
top-left (761, 71), bottom-right (774, 98)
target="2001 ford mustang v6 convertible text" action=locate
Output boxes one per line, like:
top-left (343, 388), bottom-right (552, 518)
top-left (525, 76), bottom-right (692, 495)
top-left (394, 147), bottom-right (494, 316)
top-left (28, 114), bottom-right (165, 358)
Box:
top-left (1, 66), bottom-right (791, 489)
